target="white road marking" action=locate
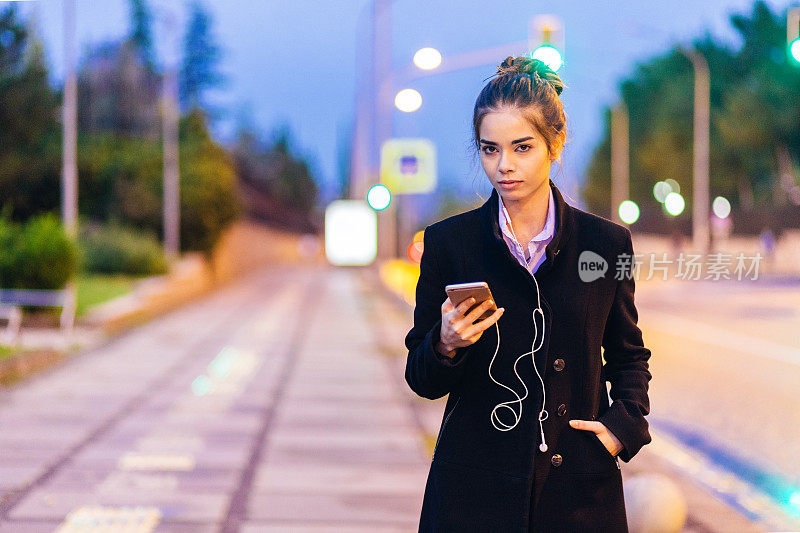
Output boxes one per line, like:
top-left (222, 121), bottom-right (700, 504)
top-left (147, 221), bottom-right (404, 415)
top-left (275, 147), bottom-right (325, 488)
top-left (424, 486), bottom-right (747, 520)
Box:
top-left (643, 311), bottom-right (800, 367)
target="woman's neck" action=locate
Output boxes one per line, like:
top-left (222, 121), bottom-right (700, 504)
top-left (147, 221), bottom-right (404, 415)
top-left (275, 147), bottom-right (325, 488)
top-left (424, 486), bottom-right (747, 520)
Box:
top-left (500, 182), bottom-right (551, 242)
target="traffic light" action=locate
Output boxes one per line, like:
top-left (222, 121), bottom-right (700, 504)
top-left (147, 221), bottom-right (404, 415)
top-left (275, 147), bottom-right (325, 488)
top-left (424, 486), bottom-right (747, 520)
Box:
top-left (367, 184), bottom-right (391, 211)
top-left (789, 8), bottom-right (800, 64)
top-left (528, 15), bottom-right (564, 72)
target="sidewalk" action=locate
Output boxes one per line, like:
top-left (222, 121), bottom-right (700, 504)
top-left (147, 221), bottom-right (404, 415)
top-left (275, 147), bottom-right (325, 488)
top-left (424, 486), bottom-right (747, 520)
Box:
top-left (243, 267), bottom-right (430, 531)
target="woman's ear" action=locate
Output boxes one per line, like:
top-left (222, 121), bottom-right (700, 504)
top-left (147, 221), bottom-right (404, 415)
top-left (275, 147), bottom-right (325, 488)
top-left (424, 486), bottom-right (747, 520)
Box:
top-left (550, 131), bottom-right (566, 162)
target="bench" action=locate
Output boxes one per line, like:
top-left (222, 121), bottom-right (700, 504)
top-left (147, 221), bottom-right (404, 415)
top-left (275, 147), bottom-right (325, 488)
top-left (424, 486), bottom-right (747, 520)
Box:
top-left (0, 288), bottom-right (76, 345)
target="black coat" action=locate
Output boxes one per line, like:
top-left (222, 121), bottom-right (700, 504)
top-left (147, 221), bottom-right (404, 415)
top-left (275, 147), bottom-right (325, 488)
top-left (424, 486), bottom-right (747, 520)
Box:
top-left (404, 180), bottom-right (652, 532)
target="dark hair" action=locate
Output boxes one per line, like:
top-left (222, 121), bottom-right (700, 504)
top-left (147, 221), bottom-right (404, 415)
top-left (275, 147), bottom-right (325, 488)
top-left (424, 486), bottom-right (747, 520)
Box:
top-left (472, 56), bottom-right (567, 159)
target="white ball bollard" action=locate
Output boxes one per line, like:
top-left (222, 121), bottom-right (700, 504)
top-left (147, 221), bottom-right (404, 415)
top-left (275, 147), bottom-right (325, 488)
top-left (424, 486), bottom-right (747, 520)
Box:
top-left (624, 473), bottom-right (688, 533)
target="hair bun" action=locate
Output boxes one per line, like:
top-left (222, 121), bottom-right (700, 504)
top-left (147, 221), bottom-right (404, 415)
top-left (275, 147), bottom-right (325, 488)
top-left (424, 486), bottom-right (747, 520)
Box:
top-left (496, 55), bottom-right (564, 96)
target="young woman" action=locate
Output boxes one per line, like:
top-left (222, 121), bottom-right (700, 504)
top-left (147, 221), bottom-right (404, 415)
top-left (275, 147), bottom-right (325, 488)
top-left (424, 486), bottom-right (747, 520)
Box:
top-left (404, 56), bottom-right (652, 532)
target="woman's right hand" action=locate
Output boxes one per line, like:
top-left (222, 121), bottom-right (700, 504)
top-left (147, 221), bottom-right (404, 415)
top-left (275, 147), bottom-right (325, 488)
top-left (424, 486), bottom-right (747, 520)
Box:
top-left (436, 297), bottom-right (505, 358)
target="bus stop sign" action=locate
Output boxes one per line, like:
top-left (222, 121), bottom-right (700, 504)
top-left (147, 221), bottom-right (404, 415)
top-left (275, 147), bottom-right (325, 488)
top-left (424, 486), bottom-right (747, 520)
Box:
top-left (380, 138), bottom-right (436, 194)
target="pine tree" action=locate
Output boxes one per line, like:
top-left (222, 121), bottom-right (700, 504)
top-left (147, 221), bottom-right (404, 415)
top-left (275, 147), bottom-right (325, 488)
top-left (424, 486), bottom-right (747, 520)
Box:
top-left (128, 0), bottom-right (155, 67)
top-left (0, 5), bottom-right (61, 220)
top-left (180, 0), bottom-right (223, 114)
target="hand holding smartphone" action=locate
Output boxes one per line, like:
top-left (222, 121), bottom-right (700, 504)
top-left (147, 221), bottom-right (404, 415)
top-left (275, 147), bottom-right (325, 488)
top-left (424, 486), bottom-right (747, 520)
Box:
top-left (445, 282), bottom-right (498, 320)
top-left (437, 282), bottom-right (504, 358)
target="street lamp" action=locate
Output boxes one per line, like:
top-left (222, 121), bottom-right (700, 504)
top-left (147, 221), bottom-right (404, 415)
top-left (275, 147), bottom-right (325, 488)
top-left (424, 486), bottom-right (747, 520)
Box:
top-left (413, 47), bottom-right (442, 70)
top-left (665, 192), bottom-right (686, 216)
top-left (394, 88), bottom-right (422, 112)
top-left (679, 46), bottom-right (710, 256)
top-left (530, 45), bottom-right (563, 72)
top-left (349, 3), bottom-right (553, 262)
top-left (367, 184), bottom-right (391, 211)
top-left (61, 0), bottom-right (78, 336)
top-left (611, 101), bottom-right (629, 225)
top-left (619, 200), bottom-right (640, 225)
top-left (152, 1), bottom-right (182, 262)
top-left (372, 45), bottom-right (442, 260)
top-left (62, 0), bottom-right (77, 241)
top-left (789, 7), bottom-right (800, 64)
top-left (528, 15), bottom-right (564, 72)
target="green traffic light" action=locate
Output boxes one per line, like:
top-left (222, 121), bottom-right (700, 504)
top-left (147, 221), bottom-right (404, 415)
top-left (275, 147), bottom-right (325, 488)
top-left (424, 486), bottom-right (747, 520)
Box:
top-left (367, 184), bottom-right (391, 211)
top-left (530, 45), bottom-right (563, 72)
top-left (791, 38), bottom-right (800, 63)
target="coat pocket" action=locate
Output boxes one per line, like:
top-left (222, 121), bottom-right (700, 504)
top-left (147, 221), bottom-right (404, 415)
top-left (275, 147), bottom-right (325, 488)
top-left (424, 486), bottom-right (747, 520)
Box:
top-left (532, 469), bottom-right (628, 533)
top-left (432, 396), bottom-right (461, 458)
top-left (590, 432), bottom-right (622, 469)
top-left (424, 457), bottom-right (528, 532)
top-left (560, 426), bottom-right (620, 475)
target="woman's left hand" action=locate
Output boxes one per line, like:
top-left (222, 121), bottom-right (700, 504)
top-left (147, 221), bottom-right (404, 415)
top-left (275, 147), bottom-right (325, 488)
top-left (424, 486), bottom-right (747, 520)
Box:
top-left (569, 419), bottom-right (624, 457)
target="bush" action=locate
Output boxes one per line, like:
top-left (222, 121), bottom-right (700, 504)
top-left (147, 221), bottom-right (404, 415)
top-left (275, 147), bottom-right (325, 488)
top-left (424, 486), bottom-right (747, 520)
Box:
top-left (0, 209), bottom-right (78, 289)
top-left (79, 222), bottom-right (168, 276)
top-left (179, 110), bottom-right (241, 255)
top-left (76, 111), bottom-right (241, 258)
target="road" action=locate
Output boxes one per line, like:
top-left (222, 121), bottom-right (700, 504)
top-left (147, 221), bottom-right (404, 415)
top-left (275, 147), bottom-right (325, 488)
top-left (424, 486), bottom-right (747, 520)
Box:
top-left (633, 276), bottom-right (800, 529)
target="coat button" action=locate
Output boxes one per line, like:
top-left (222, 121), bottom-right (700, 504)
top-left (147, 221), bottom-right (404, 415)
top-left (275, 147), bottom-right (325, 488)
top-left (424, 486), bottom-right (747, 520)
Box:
top-left (557, 403), bottom-right (567, 416)
top-left (551, 454), bottom-right (563, 467)
top-left (553, 358), bottom-right (565, 371)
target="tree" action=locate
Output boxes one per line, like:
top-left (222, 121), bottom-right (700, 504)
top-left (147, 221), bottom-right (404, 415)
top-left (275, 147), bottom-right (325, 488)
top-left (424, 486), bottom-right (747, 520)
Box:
top-left (0, 5), bottom-right (61, 221)
top-left (77, 39), bottom-right (161, 138)
top-left (76, 111), bottom-right (241, 256)
top-left (233, 122), bottom-right (320, 231)
top-left (583, 1), bottom-right (800, 223)
top-left (180, 0), bottom-right (223, 115)
top-left (718, 1), bottom-right (800, 207)
top-left (178, 110), bottom-right (241, 254)
top-left (128, 0), bottom-right (155, 67)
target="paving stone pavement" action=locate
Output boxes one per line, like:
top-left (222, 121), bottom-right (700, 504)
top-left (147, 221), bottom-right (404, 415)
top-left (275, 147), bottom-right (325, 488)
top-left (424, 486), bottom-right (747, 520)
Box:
top-left (0, 265), bottom-right (429, 532)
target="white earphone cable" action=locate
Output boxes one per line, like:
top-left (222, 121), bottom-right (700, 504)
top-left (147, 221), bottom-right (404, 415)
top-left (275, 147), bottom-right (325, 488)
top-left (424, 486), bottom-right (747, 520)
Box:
top-left (487, 274), bottom-right (550, 452)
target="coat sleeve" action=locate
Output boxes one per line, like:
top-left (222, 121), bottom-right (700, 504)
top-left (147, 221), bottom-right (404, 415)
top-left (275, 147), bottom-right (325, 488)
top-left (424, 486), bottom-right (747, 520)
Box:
top-left (404, 225), bottom-right (473, 400)
top-left (598, 228), bottom-right (653, 462)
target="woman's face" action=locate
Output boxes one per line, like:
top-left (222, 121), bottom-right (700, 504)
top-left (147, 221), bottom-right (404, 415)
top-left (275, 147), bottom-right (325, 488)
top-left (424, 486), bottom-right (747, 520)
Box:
top-left (478, 106), bottom-right (559, 203)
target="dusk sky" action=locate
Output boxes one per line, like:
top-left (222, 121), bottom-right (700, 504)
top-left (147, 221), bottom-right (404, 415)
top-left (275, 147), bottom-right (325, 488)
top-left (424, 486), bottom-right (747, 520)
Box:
top-left (18, 0), bottom-right (793, 219)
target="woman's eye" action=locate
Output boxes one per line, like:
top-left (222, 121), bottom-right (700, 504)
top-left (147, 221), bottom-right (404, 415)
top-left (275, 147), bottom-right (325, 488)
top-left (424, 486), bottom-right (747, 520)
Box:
top-left (516, 144), bottom-right (531, 152)
top-left (481, 146), bottom-right (496, 154)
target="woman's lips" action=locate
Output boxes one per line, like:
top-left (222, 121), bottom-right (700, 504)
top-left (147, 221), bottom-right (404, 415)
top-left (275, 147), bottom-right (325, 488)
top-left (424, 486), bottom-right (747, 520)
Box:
top-left (498, 180), bottom-right (522, 188)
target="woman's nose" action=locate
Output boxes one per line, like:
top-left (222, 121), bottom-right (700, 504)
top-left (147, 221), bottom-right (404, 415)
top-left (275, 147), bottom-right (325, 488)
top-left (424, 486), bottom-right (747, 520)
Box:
top-left (498, 151), bottom-right (515, 173)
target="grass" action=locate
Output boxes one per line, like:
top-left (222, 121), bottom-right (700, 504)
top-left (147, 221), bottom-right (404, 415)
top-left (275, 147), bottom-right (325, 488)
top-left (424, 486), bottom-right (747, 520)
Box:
top-left (0, 272), bottom-right (141, 380)
top-left (11, 272), bottom-right (140, 323)
top-left (0, 344), bottom-right (17, 362)
top-left (74, 272), bottom-right (139, 317)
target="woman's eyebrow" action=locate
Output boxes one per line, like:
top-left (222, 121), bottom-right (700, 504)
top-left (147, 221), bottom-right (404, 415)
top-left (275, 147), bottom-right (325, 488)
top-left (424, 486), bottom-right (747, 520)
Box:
top-left (479, 136), bottom-right (534, 145)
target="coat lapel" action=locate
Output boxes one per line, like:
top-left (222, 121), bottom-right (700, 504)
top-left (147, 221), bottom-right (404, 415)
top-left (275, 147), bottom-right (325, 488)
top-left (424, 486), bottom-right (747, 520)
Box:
top-left (478, 178), bottom-right (574, 280)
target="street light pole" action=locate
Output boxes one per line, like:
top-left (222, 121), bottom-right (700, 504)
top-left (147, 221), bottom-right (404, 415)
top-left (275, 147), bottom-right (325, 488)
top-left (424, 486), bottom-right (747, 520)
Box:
top-left (372, 0), bottom-right (399, 260)
top-left (162, 64), bottom-right (180, 261)
top-left (611, 101), bottom-right (629, 225)
top-left (680, 47), bottom-right (710, 256)
top-left (62, 0), bottom-right (78, 240)
top-left (157, 7), bottom-right (181, 262)
top-left (372, 40), bottom-right (530, 259)
top-left (349, 5), bottom-right (534, 261)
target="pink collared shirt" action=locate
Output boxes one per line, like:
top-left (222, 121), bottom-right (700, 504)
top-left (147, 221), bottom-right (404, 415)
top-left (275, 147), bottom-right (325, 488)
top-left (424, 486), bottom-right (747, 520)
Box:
top-left (498, 186), bottom-right (556, 276)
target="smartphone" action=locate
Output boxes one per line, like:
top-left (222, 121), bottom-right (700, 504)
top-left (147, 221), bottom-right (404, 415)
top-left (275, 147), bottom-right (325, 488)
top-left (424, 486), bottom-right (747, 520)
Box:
top-left (445, 281), bottom-right (497, 321)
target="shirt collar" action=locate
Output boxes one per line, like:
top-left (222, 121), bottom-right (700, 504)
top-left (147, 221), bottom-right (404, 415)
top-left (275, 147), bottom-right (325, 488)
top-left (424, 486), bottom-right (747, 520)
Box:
top-left (498, 185), bottom-right (556, 245)
top-left (480, 178), bottom-right (573, 280)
